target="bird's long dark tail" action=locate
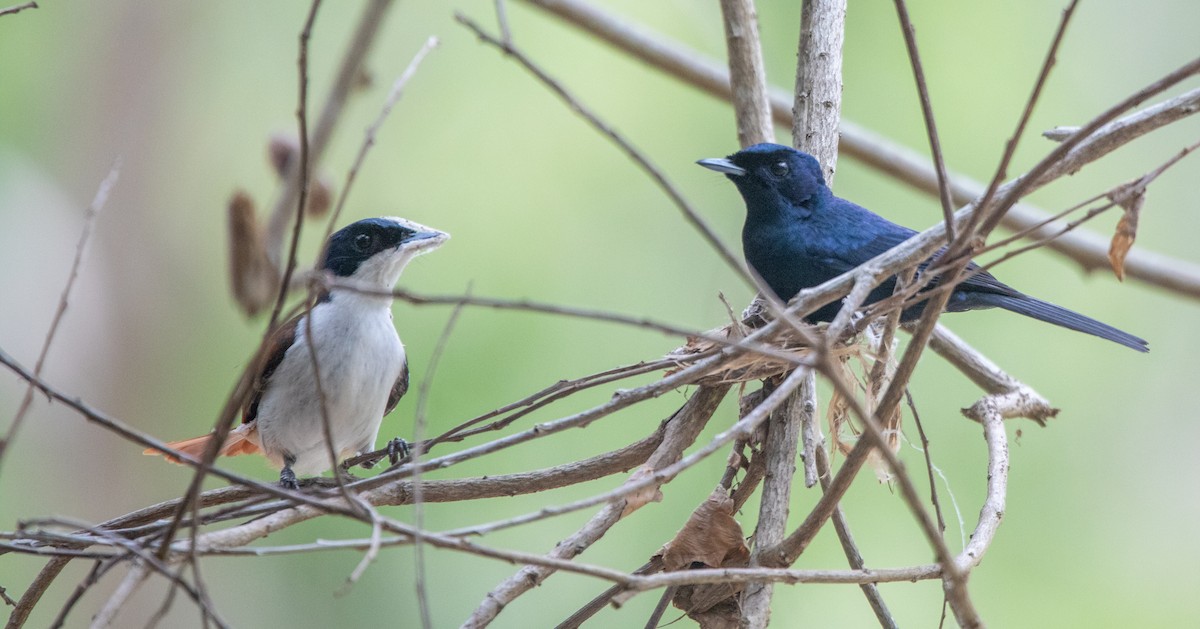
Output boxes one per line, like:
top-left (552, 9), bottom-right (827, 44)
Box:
top-left (977, 293), bottom-right (1148, 352)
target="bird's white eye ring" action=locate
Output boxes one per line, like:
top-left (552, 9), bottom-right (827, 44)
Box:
top-left (769, 161), bottom-right (790, 177)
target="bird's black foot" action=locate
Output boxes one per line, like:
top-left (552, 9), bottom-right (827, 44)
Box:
top-left (386, 437), bottom-right (410, 465)
top-left (279, 465), bottom-right (299, 490)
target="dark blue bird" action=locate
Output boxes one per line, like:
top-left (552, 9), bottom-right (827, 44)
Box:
top-left (698, 143), bottom-right (1148, 352)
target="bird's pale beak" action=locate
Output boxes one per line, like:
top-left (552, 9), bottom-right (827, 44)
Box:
top-left (400, 229), bottom-right (449, 253)
top-left (696, 157), bottom-right (747, 176)
top-left (408, 230), bottom-right (446, 243)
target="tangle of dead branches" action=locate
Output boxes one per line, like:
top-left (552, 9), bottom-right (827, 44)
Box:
top-left (2, 1), bottom-right (1199, 628)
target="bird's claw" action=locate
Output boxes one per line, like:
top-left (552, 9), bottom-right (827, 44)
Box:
top-left (387, 437), bottom-right (410, 465)
top-left (279, 467), bottom-right (299, 490)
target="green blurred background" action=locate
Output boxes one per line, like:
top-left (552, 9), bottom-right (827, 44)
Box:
top-left (1, 1), bottom-right (1198, 626)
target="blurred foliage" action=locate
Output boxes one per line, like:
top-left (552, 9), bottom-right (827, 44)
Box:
top-left (1, 1), bottom-right (1198, 627)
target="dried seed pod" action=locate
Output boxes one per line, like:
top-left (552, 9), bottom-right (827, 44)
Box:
top-left (227, 190), bottom-right (279, 316)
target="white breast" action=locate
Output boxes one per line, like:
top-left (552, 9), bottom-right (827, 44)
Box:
top-left (254, 293), bottom-right (405, 475)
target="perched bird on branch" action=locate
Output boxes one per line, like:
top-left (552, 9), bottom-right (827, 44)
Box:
top-left (148, 217), bottom-right (449, 487)
top-left (698, 143), bottom-right (1148, 352)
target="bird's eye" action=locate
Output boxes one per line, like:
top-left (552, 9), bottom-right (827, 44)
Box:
top-left (769, 161), bottom-right (790, 178)
top-left (353, 233), bottom-right (373, 251)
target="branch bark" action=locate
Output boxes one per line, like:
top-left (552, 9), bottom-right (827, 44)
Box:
top-left (719, 0), bottom-right (773, 147)
top-left (793, 0), bottom-right (846, 181)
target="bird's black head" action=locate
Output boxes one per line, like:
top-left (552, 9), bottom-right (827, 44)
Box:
top-left (697, 143), bottom-right (828, 217)
top-left (321, 217), bottom-right (447, 280)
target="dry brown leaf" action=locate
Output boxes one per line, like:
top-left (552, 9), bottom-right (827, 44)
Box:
top-left (1107, 184), bottom-right (1146, 281)
top-left (658, 488), bottom-right (749, 571)
top-left (620, 466), bottom-right (663, 517)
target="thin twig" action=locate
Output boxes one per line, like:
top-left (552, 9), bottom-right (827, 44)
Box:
top-left (0, 345), bottom-right (362, 517)
top-left (265, 0), bottom-right (397, 266)
top-left (494, 0), bottom-right (513, 44)
top-left (6, 557), bottom-right (70, 627)
top-left (324, 279), bottom-right (809, 367)
top-left (322, 36), bottom-right (440, 242)
top-left (18, 518), bottom-right (226, 627)
top-left (455, 11), bottom-right (756, 293)
top-left (892, 0), bottom-right (955, 240)
top-left (88, 561), bottom-right (150, 629)
top-left (856, 257), bottom-right (983, 625)
top-left (346, 359), bottom-right (672, 468)
top-left (0, 1), bottom-right (36, 17)
top-left (49, 559), bottom-right (113, 629)
top-left (955, 0), bottom-right (1079, 250)
top-left (814, 445), bottom-right (898, 629)
top-left (155, 0), bottom-right (332, 566)
top-left (0, 161), bottom-right (119, 471)
top-left (979, 56), bottom-right (1199, 245)
top-left (906, 390), bottom-right (945, 536)
top-left (409, 290), bottom-right (469, 629)
top-left (267, 0), bottom-right (322, 331)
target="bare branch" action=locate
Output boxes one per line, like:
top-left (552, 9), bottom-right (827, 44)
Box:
top-left (89, 562), bottom-right (149, 629)
top-left (891, 0), bottom-right (955, 239)
top-left (6, 557), bottom-right (70, 628)
top-left (0, 1), bottom-right (36, 18)
top-left (793, 0), bottom-right (846, 180)
top-left (815, 445), bottom-right (898, 629)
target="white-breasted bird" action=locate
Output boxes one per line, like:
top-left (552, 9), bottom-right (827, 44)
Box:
top-left (150, 216), bottom-right (448, 488)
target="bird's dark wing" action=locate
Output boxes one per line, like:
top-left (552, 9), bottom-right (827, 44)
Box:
top-left (244, 314), bottom-right (301, 424)
top-left (385, 359), bottom-right (409, 416)
top-left (818, 223), bottom-right (1023, 299)
top-left (817, 225), bottom-right (915, 275)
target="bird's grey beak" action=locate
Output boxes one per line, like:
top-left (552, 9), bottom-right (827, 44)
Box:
top-left (697, 157), bottom-right (747, 176)
top-left (400, 229), bottom-right (449, 252)
top-left (409, 230), bottom-right (446, 243)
